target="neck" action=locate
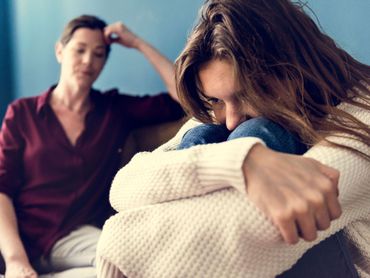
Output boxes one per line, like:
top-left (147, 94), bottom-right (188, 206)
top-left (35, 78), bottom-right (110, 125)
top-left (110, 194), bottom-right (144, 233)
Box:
top-left (51, 83), bottom-right (91, 113)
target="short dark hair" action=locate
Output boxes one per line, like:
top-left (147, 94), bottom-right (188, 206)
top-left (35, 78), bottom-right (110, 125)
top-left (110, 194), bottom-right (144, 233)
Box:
top-left (59, 15), bottom-right (111, 58)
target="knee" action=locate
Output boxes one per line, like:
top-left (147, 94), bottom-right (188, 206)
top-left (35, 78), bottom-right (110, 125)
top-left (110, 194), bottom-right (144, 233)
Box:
top-left (228, 117), bottom-right (306, 154)
top-left (177, 124), bottom-right (229, 150)
top-left (228, 117), bottom-right (276, 140)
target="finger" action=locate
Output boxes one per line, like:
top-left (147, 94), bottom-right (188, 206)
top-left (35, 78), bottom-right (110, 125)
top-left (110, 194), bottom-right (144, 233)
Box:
top-left (315, 205), bottom-right (331, 230)
top-left (275, 217), bottom-right (299, 244)
top-left (316, 163), bottom-right (342, 220)
top-left (326, 190), bottom-right (342, 220)
top-left (103, 29), bottom-right (113, 44)
top-left (308, 189), bottom-right (331, 231)
top-left (296, 214), bottom-right (317, 242)
top-left (106, 33), bottom-right (119, 45)
top-left (319, 163), bottom-right (340, 195)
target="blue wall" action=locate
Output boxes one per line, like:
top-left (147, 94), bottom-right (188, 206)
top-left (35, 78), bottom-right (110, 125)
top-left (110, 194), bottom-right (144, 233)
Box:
top-left (11, 0), bottom-right (204, 100)
top-left (306, 0), bottom-right (369, 64)
top-left (2, 0), bottom-right (370, 113)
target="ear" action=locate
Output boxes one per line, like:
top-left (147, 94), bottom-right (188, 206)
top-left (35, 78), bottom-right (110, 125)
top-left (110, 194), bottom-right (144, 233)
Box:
top-left (55, 42), bottom-right (63, 63)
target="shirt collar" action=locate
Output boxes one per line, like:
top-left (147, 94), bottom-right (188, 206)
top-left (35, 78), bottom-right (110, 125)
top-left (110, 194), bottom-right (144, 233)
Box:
top-left (36, 85), bottom-right (56, 115)
top-left (36, 85), bottom-right (102, 115)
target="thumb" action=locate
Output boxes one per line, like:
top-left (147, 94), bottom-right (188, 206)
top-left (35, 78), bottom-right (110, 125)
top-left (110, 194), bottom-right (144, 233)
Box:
top-left (319, 162), bottom-right (340, 196)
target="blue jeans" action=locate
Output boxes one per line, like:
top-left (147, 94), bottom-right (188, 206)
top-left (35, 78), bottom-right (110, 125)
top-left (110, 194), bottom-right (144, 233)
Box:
top-left (178, 117), bottom-right (358, 278)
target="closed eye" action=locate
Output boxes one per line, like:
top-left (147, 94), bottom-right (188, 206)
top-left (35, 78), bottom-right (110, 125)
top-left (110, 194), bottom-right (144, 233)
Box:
top-left (207, 97), bottom-right (222, 104)
top-left (203, 97), bottom-right (225, 110)
top-left (76, 48), bottom-right (85, 54)
top-left (94, 52), bottom-right (105, 58)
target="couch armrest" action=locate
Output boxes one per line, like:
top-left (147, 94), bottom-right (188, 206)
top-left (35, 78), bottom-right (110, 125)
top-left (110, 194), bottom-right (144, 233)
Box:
top-left (120, 117), bottom-right (187, 166)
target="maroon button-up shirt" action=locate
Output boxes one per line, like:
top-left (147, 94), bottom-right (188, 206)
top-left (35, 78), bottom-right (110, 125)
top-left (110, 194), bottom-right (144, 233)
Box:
top-left (0, 86), bottom-right (184, 260)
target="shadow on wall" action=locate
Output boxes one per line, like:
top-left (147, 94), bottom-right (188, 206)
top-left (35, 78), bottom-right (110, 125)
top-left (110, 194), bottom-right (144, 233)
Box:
top-left (0, 0), bottom-right (14, 121)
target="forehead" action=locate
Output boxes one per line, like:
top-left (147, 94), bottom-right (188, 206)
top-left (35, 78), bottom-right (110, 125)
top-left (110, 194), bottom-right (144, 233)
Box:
top-left (198, 59), bottom-right (238, 98)
top-left (68, 28), bottom-right (106, 48)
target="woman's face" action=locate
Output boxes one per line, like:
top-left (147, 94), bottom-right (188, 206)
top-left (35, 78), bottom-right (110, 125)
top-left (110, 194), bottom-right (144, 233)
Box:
top-left (198, 59), bottom-right (258, 131)
top-left (56, 28), bottom-right (107, 90)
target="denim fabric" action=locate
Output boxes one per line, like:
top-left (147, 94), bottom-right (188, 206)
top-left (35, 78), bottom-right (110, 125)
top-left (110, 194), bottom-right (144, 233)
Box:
top-left (177, 123), bottom-right (230, 150)
top-left (278, 230), bottom-right (358, 278)
top-left (178, 117), bottom-right (358, 277)
top-left (178, 117), bottom-right (307, 154)
top-left (0, 255), bottom-right (4, 274)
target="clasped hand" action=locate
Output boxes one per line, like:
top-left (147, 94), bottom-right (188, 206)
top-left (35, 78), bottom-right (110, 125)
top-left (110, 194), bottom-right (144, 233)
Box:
top-left (104, 22), bottom-right (140, 48)
top-left (243, 144), bottom-right (341, 244)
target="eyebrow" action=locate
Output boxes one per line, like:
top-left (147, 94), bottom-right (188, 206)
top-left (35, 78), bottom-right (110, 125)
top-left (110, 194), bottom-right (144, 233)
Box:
top-left (74, 42), bottom-right (106, 49)
top-left (203, 95), bottom-right (219, 102)
top-left (201, 90), bottom-right (244, 99)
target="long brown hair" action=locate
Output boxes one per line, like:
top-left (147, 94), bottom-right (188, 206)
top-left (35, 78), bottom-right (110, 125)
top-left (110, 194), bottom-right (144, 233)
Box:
top-left (175, 0), bottom-right (370, 159)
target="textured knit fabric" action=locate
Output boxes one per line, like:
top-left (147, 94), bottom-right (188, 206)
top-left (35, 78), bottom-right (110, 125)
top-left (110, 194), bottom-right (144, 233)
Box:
top-left (97, 98), bottom-right (370, 277)
top-left (0, 86), bottom-right (183, 261)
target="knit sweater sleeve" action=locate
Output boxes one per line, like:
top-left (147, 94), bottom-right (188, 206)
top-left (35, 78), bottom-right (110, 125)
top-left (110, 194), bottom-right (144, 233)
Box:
top-left (109, 118), bottom-right (264, 212)
top-left (99, 101), bottom-right (370, 277)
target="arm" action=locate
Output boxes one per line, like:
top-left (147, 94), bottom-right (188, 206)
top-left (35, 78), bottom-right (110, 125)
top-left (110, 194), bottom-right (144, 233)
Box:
top-left (111, 101), bottom-right (368, 241)
top-left (104, 22), bottom-right (179, 102)
top-left (0, 103), bottom-right (37, 277)
top-left (101, 103), bottom-right (370, 277)
top-left (110, 118), bottom-right (263, 211)
top-left (101, 140), bottom-right (369, 277)
top-left (0, 194), bottom-right (37, 278)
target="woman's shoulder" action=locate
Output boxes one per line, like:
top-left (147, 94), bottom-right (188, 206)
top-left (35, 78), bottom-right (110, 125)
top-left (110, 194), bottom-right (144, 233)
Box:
top-left (7, 95), bottom-right (40, 114)
top-left (10, 95), bottom-right (37, 106)
top-left (338, 83), bottom-right (370, 113)
top-left (91, 88), bottom-right (144, 106)
top-left (5, 88), bottom-right (52, 119)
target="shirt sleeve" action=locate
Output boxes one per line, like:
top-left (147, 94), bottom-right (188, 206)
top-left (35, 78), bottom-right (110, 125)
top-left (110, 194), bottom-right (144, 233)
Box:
top-left (118, 93), bottom-right (184, 128)
top-left (0, 103), bottom-right (25, 198)
top-left (303, 99), bottom-right (370, 234)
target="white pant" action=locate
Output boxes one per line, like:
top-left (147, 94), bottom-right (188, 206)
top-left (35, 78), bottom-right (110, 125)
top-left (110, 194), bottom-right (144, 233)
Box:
top-left (36, 225), bottom-right (101, 278)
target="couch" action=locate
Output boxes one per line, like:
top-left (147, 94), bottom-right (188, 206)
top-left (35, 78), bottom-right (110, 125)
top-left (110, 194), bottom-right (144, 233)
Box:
top-left (120, 117), bottom-right (188, 166)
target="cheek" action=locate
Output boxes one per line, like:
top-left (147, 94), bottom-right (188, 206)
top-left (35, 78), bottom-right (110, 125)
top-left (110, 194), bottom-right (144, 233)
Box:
top-left (94, 60), bottom-right (105, 72)
top-left (64, 56), bottom-right (79, 71)
top-left (244, 105), bottom-right (259, 118)
top-left (213, 109), bottom-right (225, 124)
top-left (61, 60), bottom-right (75, 75)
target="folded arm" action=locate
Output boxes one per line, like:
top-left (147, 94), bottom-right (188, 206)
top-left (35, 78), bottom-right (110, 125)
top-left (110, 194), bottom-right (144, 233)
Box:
top-left (102, 101), bottom-right (370, 277)
top-left (110, 100), bottom-right (369, 241)
top-left (110, 134), bottom-right (262, 212)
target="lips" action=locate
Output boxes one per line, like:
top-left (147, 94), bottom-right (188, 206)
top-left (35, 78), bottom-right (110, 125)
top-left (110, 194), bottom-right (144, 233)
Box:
top-left (80, 71), bottom-right (93, 76)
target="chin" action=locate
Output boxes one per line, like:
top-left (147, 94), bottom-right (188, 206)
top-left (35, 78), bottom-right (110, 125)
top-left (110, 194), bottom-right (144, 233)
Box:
top-left (73, 82), bottom-right (91, 91)
top-left (75, 78), bottom-right (94, 89)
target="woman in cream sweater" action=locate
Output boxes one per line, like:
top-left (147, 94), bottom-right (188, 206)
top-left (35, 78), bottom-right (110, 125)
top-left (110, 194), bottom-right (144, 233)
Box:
top-left (97, 0), bottom-right (370, 277)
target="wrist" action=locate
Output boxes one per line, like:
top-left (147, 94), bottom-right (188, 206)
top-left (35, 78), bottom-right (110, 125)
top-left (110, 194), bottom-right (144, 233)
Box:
top-left (134, 37), bottom-right (146, 50)
top-left (4, 251), bottom-right (29, 265)
top-left (242, 143), bottom-right (267, 191)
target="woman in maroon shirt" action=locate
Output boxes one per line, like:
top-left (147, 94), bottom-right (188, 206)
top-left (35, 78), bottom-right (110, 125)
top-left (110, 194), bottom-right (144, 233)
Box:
top-left (0, 15), bottom-right (183, 277)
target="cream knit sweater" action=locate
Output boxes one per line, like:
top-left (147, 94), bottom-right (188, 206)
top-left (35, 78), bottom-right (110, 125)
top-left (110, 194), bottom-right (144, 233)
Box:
top-left (97, 99), bottom-right (370, 278)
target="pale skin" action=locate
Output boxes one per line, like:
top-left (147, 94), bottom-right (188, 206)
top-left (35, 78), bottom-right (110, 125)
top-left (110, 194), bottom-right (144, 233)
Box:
top-left (198, 59), bottom-right (341, 244)
top-left (0, 21), bottom-right (179, 277)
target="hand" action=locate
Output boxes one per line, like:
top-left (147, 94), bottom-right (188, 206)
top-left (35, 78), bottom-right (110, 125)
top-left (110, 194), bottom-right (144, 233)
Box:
top-left (5, 260), bottom-right (38, 278)
top-left (243, 144), bottom-right (341, 244)
top-left (104, 22), bottom-right (141, 48)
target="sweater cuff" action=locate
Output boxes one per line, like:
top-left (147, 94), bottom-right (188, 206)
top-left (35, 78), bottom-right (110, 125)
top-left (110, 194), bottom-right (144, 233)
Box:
top-left (196, 137), bottom-right (264, 195)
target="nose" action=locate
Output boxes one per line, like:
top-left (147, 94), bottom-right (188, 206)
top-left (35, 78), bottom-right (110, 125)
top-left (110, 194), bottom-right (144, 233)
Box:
top-left (82, 52), bottom-right (93, 65)
top-left (225, 104), bottom-right (246, 131)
